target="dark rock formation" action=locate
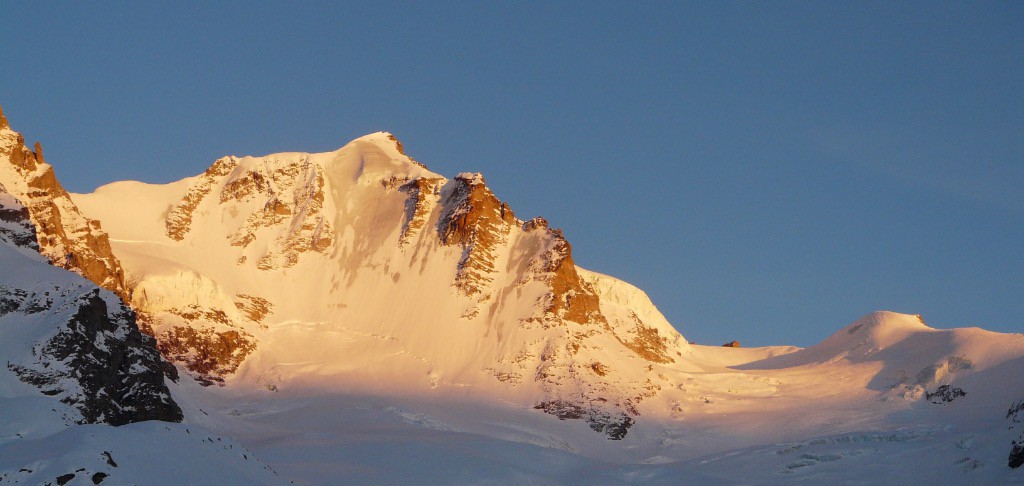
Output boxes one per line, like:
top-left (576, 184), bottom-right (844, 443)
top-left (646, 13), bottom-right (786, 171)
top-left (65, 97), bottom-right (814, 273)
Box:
top-left (0, 106), bottom-right (180, 425)
top-left (0, 182), bottom-right (39, 250)
top-left (1010, 442), bottom-right (1024, 469)
top-left (925, 384), bottom-right (965, 404)
top-left (722, 340), bottom-right (741, 347)
top-left (534, 400), bottom-right (635, 440)
top-left (7, 288), bottom-right (183, 424)
top-left (1008, 401), bottom-right (1024, 468)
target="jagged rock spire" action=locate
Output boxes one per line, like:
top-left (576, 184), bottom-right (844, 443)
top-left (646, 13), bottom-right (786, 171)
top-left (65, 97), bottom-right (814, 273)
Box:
top-left (0, 103), bottom-right (9, 129)
top-left (33, 141), bottom-right (44, 163)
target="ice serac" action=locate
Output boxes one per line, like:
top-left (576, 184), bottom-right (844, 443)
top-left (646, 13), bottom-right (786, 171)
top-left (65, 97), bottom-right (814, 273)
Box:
top-left (74, 131), bottom-right (693, 438)
top-left (0, 105), bottom-right (128, 301)
top-left (0, 183), bottom-right (182, 425)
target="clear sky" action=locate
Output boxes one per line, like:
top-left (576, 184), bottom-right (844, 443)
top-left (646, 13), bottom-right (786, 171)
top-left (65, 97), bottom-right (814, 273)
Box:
top-left (1, 2), bottom-right (1021, 347)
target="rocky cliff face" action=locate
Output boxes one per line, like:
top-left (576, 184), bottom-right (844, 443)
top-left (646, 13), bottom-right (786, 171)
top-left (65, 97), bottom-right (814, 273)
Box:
top-left (0, 104), bottom-right (128, 301)
top-left (0, 182), bottom-right (182, 425)
top-left (6, 287), bottom-right (184, 425)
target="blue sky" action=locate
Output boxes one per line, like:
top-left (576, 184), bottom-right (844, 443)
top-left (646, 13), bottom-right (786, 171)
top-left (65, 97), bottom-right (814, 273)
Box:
top-left (2, 2), bottom-right (1021, 346)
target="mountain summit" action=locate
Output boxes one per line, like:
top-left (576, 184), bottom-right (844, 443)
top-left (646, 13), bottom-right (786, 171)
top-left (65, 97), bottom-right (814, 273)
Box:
top-left (74, 132), bottom-right (688, 438)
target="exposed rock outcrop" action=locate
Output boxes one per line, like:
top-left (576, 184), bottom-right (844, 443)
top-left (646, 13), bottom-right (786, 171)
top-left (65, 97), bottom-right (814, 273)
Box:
top-left (135, 296), bottom-right (264, 386)
top-left (520, 217), bottom-right (604, 326)
top-left (438, 173), bottom-right (517, 299)
top-left (7, 289), bottom-right (183, 424)
top-left (614, 312), bottom-right (676, 364)
top-left (925, 384), bottom-right (965, 404)
top-left (397, 176), bottom-right (444, 246)
top-left (167, 154), bottom-right (336, 269)
top-left (0, 105), bottom-right (128, 301)
top-left (534, 400), bottom-right (635, 440)
top-left (141, 316), bottom-right (257, 387)
top-left (1, 181), bottom-right (181, 424)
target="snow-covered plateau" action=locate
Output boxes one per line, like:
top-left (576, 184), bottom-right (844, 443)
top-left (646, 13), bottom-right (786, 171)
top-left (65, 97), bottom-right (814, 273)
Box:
top-left (1, 103), bottom-right (1023, 484)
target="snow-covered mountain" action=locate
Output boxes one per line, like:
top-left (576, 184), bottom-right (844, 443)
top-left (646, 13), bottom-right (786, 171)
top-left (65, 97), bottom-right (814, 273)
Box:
top-left (2, 102), bottom-right (1023, 484)
top-left (72, 132), bottom-right (691, 439)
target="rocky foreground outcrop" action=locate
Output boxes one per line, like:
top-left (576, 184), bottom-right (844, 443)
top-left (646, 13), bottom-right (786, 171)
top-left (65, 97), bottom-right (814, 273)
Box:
top-left (0, 181), bottom-right (181, 425)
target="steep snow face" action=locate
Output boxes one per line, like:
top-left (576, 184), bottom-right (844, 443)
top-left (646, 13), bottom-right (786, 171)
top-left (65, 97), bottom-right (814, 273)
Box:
top-left (0, 106), bottom-right (127, 300)
top-left (580, 268), bottom-right (687, 364)
top-left (74, 132), bottom-right (693, 438)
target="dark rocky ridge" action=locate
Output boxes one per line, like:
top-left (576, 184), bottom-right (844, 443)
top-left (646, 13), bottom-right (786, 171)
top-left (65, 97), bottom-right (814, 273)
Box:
top-left (8, 289), bottom-right (183, 424)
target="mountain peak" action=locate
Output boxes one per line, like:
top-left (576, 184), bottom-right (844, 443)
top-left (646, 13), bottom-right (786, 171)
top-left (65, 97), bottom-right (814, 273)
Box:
top-left (342, 131), bottom-right (431, 175)
top-left (0, 103), bottom-right (8, 129)
top-left (350, 131), bottom-right (409, 154)
top-left (455, 172), bottom-right (485, 186)
top-left (844, 310), bottom-right (931, 336)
